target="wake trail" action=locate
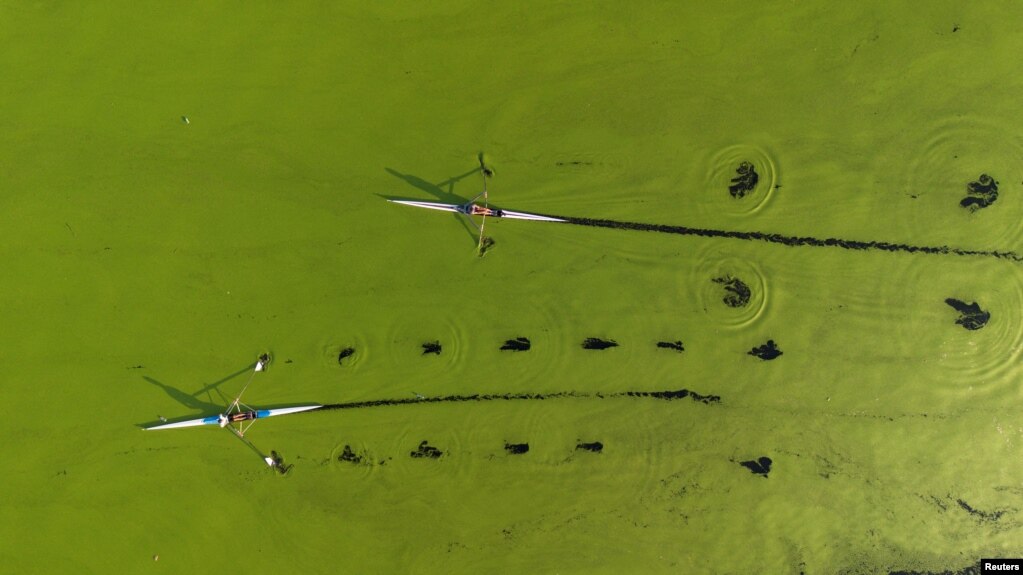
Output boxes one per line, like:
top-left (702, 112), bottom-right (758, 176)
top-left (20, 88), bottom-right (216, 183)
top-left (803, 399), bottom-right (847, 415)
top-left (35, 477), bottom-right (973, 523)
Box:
top-left (538, 213), bottom-right (1023, 262)
top-left (313, 388), bottom-right (720, 412)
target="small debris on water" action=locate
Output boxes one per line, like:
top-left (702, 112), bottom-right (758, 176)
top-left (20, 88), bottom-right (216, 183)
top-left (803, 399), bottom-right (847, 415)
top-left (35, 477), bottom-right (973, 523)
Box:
top-left (656, 340), bottom-right (685, 352)
top-left (337, 445), bottom-right (363, 464)
top-left (500, 337), bottom-right (531, 352)
top-left (712, 275), bottom-right (751, 308)
top-left (504, 442), bottom-right (529, 455)
top-left (728, 161), bottom-right (759, 198)
top-left (960, 173), bottom-right (998, 211)
top-left (153, 554), bottom-right (159, 562)
top-left (576, 441), bottom-right (603, 453)
top-left (739, 456), bottom-right (773, 477)
top-left (337, 347), bottom-right (355, 365)
top-left (748, 340), bottom-right (782, 360)
top-left (944, 298), bottom-right (990, 330)
top-left (410, 440), bottom-right (443, 459)
top-left (181, 116), bottom-right (189, 124)
top-left (582, 338), bottom-right (618, 350)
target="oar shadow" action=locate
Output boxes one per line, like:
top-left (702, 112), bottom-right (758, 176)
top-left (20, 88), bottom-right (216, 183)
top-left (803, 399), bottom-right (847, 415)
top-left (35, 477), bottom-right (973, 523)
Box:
top-left (384, 167), bottom-right (478, 204)
top-left (189, 364), bottom-right (256, 406)
top-left (138, 365), bottom-right (254, 428)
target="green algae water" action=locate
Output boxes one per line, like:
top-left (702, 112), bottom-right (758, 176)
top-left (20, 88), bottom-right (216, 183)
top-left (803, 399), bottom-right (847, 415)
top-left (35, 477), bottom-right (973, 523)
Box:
top-left (2, 2), bottom-right (1023, 573)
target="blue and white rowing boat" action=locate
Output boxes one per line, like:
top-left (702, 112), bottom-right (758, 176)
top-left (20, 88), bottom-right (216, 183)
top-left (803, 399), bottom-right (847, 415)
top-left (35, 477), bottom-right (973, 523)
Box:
top-left (144, 404), bottom-right (321, 431)
top-left (144, 355), bottom-right (320, 468)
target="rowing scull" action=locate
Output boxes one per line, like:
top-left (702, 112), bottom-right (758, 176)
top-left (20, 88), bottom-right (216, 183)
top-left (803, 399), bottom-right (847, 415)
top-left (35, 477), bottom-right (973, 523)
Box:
top-left (144, 354), bottom-right (320, 468)
top-left (387, 199), bottom-right (566, 223)
top-left (143, 404), bottom-right (321, 431)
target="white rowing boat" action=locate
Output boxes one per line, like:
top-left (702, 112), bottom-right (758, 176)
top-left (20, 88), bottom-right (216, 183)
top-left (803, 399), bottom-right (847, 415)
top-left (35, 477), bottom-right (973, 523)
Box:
top-left (387, 199), bottom-right (566, 223)
top-left (144, 404), bottom-right (321, 431)
top-left (390, 158), bottom-right (566, 254)
top-left (144, 355), bottom-right (319, 468)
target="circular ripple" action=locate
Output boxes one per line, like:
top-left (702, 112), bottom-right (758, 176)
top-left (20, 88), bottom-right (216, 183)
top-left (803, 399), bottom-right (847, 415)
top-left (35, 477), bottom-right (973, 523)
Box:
top-left (699, 143), bottom-right (779, 218)
top-left (933, 262), bottom-right (1023, 399)
top-left (693, 245), bottom-right (769, 330)
top-left (904, 115), bottom-right (1023, 252)
top-left (317, 333), bottom-right (368, 370)
top-left (387, 422), bottom-right (471, 482)
top-left (380, 313), bottom-right (468, 381)
top-left (330, 441), bottom-right (379, 479)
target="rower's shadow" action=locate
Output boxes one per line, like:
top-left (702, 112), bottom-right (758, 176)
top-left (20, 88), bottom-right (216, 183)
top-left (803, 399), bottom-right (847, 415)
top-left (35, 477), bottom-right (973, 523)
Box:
top-left (137, 364), bottom-right (255, 428)
top-left (383, 167), bottom-right (483, 244)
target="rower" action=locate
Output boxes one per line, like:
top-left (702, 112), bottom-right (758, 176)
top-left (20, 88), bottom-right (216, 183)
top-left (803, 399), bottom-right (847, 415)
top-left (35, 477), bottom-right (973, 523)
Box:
top-left (467, 204), bottom-right (502, 217)
top-left (219, 411), bottom-right (257, 427)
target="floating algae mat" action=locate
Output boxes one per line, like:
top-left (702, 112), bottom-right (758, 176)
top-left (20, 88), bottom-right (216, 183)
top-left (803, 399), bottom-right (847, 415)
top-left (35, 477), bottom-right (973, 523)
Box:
top-left (3, 2), bottom-right (1023, 573)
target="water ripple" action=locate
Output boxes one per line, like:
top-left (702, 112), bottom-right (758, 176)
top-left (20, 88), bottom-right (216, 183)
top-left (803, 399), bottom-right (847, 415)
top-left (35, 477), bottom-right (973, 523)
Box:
top-left (698, 143), bottom-right (779, 218)
top-left (904, 114), bottom-right (1023, 252)
top-left (933, 261), bottom-right (1023, 399)
top-left (692, 243), bottom-right (769, 330)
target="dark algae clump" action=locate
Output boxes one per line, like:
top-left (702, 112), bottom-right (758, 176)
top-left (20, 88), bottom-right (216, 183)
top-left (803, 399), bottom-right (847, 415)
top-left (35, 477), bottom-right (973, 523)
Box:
top-left (944, 298), bottom-right (990, 330)
top-left (500, 337), bottom-right (531, 351)
top-left (576, 441), bottom-right (603, 453)
top-left (712, 275), bottom-right (751, 307)
top-left (410, 440), bottom-right (443, 459)
top-left (504, 442), bottom-right (529, 455)
top-left (582, 337), bottom-right (618, 350)
top-left (421, 341), bottom-right (442, 355)
top-left (337, 347), bottom-right (355, 365)
top-left (728, 161), bottom-right (759, 198)
top-left (739, 456), bottom-right (772, 477)
top-left (748, 340), bottom-right (782, 360)
top-left (956, 498), bottom-right (1004, 522)
top-left (959, 173), bottom-right (998, 211)
top-left (337, 445), bottom-right (363, 464)
top-left (656, 340), bottom-right (684, 352)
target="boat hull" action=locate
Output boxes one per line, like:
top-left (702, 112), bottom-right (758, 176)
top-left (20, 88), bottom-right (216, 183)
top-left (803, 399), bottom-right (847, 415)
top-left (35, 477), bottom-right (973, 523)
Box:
top-left (144, 404), bottom-right (321, 431)
top-left (388, 199), bottom-right (565, 223)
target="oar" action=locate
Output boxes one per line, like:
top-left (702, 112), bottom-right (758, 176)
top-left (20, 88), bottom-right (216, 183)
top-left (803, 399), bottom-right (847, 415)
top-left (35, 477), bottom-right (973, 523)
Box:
top-left (226, 424), bottom-right (275, 467)
top-left (476, 153), bottom-right (492, 255)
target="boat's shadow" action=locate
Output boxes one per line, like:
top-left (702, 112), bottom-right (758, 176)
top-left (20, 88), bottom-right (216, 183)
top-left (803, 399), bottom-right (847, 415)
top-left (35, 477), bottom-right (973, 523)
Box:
top-left (136, 365), bottom-right (254, 428)
top-left (383, 167), bottom-right (482, 245)
top-left (384, 167), bottom-right (477, 204)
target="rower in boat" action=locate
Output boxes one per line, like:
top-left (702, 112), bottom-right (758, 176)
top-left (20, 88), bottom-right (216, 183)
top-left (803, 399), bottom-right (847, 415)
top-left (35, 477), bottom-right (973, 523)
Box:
top-left (387, 155), bottom-right (565, 255)
top-left (218, 410), bottom-right (259, 428)
top-left (460, 202), bottom-right (503, 218)
top-left (145, 354), bottom-right (321, 468)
